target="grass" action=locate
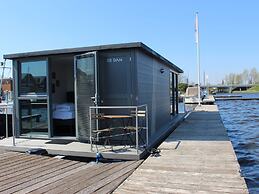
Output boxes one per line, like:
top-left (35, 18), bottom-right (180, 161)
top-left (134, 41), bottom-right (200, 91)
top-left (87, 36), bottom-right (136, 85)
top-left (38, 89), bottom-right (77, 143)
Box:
top-left (232, 85), bottom-right (259, 93)
top-left (248, 85), bottom-right (259, 92)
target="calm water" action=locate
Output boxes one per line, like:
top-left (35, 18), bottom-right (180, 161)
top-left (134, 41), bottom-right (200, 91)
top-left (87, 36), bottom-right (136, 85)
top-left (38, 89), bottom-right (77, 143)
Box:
top-left (216, 93), bottom-right (259, 194)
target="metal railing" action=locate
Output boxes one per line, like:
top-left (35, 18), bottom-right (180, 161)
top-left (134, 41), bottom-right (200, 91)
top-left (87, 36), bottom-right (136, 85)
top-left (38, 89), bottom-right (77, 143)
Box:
top-left (89, 104), bottom-right (148, 154)
top-left (0, 102), bottom-right (15, 146)
top-left (0, 104), bottom-right (9, 138)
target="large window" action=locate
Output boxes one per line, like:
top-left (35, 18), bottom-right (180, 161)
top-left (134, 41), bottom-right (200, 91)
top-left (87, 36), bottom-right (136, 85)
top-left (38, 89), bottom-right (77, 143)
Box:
top-left (20, 60), bottom-right (47, 95)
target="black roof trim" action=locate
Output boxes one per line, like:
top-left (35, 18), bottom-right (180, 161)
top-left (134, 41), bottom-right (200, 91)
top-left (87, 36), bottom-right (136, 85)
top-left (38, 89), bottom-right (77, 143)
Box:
top-left (4, 42), bottom-right (183, 73)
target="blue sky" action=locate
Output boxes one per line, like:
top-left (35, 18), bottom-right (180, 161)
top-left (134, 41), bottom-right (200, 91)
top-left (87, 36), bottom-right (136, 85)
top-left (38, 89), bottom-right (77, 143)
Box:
top-left (1, 0), bottom-right (259, 84)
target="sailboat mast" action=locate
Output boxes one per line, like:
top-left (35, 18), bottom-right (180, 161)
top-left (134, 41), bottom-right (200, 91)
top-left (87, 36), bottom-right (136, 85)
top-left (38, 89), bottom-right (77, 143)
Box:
top-left (0, 61), bottom-right (6, 96)
top-left (195, 12), bottom-right (201, 106)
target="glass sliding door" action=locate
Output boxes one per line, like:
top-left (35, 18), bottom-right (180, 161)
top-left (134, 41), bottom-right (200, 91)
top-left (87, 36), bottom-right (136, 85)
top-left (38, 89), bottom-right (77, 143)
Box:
top-left (74, 52), bottom-right (97, 141)
top-left (170, 72), bottom-right (179, 116)
top-left (175, 74), bottom-right (179, 114)
top-left (20, 99), bottom-right (48, 137)
top-left (18, 59), bottom-right (49, 138)
top-left (170, 72), bottom-right (175, 115)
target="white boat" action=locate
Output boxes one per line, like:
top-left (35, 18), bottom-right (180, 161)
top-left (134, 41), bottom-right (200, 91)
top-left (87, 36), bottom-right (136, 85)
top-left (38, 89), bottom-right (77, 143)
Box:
top-left (0, 62), bottom-right (13, 114)
top-left (184, 87), bottom-right (215, 104)
top-left (184, 86), bottom-right (201, 104)
top-left (0, 101), bottom-right (13, 115)
top-left (0, 63), bottom-right (13, 136)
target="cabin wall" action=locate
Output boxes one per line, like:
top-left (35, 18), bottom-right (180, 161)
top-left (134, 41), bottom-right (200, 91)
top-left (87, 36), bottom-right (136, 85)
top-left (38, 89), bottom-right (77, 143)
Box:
top-left (98, 49), bottom-right (136, 107)
top-left (135, 49), bottom-right (172, 143)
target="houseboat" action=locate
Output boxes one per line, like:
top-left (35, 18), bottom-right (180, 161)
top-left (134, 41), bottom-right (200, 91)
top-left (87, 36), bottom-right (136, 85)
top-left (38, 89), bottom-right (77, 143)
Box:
top-left (3, 42), bottom-right (183, 160)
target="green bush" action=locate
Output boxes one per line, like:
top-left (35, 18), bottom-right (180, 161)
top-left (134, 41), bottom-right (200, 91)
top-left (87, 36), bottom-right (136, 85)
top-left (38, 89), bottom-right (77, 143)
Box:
top-left (178, 83), bottom-right (188, 94)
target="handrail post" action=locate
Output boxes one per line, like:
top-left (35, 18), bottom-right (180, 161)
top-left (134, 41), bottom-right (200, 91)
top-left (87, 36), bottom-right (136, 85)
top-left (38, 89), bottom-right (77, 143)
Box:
top-left (145, 105), bottom-right (148, 147)
top-left (12, 103), bottom-right (15, 146)
top-left (5, 106), bottom-right (8, 138)
top-left (89, 107), bottom-right (93, 151)
top-left (135, 107), bottom-right (139, 154)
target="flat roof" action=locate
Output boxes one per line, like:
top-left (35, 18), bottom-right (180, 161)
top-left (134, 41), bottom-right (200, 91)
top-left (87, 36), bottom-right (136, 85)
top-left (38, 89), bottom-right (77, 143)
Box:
top-left (4, 42), bottom-right (183, 73)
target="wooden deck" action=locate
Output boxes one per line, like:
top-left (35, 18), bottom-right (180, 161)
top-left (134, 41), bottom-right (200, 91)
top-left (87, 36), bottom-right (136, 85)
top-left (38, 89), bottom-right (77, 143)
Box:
top-left (0, 138), bottom-right (145, 161)
top-left (114, 105), bottom-right (249, 193)
top-left (0, 150), bottom-right (142, 194)
top-left (0, 113), bottom-right (186, 161)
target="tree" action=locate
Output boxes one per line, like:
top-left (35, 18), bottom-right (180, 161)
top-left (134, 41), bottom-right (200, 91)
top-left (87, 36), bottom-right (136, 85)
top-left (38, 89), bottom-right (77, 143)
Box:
top-left (178, 74), bottom-right (188, 84)
top-left (235, 74), bottom-right (242, 84)
top-left (256, 72), bottom-right (259, 84)
top-left (228, 73), bottom-right (235, 85)
top-left (250, 68), bottom-right (258, 84)
top-left (178, 83), bottom-right (188, 94)
top-left (242, 69), bottom-right (249, 84)
top-left (223, 67), bottom-right (259, 85)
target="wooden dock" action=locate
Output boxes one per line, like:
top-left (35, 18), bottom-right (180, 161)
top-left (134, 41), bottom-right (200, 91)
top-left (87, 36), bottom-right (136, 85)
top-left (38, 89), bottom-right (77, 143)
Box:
top-left (114, 105), bottom-right (249, 193)
top-left (0, 150), bottom-right (142, 194)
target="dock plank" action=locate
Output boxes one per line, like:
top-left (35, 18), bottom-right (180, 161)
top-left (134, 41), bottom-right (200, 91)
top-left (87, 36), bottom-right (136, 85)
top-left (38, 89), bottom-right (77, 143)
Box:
top-left (77, 161), bottom-right (142, 194)
top-left (0, 154), bottom-right (34, 167)
top-left (1, 162), bottom-right (83, 194)
top-left (0, 159), bottom-right (74, 193)
top-left (0, 157), bottom-right (58, 182)
top-left (92, 171), bottom-right (133, 194)
top-left (0, 149), bottom-right (140, 194)
top-left (0, 151), bottom-right (22, 159)
top-left (0, 156), bottom-right (51, 181)
top-left (114, 105), bottom-right (249, 194)
top-left (28, 163), bottom-right (107, 194)
top-left (47, 161), bottom-right (136, 194)
top-left (44, 163), bottom-right (120, 194)
top-left (15, 163), bottom-right (91, 194)
top-left (0, 155), bottom-right (50, 176)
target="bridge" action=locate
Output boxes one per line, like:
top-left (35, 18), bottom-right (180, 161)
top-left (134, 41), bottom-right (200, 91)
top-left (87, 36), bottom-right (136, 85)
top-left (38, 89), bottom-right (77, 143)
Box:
top-left (201, 84), bottom-right (254, 93)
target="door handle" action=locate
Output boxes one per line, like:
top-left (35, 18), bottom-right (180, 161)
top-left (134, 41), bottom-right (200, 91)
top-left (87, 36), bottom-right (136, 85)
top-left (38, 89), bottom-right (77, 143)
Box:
top-left (91, 96), bottom-right (97, 105)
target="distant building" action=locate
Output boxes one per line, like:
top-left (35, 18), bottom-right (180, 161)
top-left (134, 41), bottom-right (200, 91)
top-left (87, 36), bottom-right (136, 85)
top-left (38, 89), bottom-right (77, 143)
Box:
top-left (1, 78), bottom-right (12, 92)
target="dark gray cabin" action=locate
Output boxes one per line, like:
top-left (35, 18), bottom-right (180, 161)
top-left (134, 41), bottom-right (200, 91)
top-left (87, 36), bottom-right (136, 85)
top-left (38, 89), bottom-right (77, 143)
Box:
top-left (4, 42), bottom-right (183, 153)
